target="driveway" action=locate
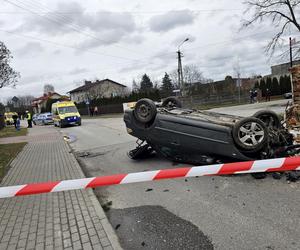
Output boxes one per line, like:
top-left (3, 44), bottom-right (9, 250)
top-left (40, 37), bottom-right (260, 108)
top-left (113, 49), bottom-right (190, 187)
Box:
top-left (65, 102), bottom-right (299, 250)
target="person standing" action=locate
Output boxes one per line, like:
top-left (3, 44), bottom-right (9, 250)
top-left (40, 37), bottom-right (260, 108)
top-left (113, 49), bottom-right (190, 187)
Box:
top-left (12, 113), bottom-right (18, 129)
top-left (265, 88), bottom-right (271, 102)
top-left (26, 110), bottom-right (32, 128)
top-left (249, 90), bottom-right (254, 104)
top-left (94, 106), bottom-right (98, 116)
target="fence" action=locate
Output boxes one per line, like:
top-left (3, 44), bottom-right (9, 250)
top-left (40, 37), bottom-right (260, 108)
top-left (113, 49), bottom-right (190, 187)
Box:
top-left (180, 94), bottom-right (251, 108)
top-left (78, 104), bottom-right (123, 116)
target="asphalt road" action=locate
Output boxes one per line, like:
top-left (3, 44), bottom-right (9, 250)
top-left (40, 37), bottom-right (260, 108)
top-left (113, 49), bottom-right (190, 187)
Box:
top-left (66, 100), bottom-right (300, 250)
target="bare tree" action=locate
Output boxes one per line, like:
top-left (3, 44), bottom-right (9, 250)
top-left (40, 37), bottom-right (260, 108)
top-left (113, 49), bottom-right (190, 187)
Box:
top-left (43, 84), bottom-right (55, 94)
top-left (0, 41), bottom-right (20, 89)
top-left (243, 0), bottom-right (300, 55)
top-left (169, 64), bottom-right (205, 90)
top-left (17, 95), bottom-right (35, 107)
top-left (183, 64), bottom-right (205, 86)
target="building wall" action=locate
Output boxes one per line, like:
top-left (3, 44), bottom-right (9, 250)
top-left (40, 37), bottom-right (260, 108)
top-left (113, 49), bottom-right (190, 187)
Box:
top-left (271, 60), bottom-right (300, 75)
top-left (70, 80), bottom-right (127, 102)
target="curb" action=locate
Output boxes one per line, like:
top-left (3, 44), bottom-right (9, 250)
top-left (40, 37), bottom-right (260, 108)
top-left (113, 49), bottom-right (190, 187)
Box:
top-left (64, 140), bottom-right (123, 250)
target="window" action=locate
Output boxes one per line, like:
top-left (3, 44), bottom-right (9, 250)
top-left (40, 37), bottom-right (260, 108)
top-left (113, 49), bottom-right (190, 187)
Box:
top-left (58, 106), bottom-right (78, 114)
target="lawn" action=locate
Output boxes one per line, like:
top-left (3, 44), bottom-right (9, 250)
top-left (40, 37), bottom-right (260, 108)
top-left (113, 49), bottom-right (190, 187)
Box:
top-left (0, 126), bottom-right (27, 138)
top-left (0, 142), bottom-right (27, 180)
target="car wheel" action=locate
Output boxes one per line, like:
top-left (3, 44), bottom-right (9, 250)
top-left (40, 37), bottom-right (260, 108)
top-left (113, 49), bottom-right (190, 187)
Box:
top-left (252, 110), bottom-right (281, 129)
top-left (162, 96), bottom-right (182, 108)
top-left (232, 117), bottom-right (268, 152)
top-left (134, 98), bottom-right (157, 124)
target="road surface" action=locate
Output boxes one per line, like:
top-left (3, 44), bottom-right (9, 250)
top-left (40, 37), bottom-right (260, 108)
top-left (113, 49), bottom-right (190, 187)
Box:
top-left (65, 100), bottom-right (299, 250)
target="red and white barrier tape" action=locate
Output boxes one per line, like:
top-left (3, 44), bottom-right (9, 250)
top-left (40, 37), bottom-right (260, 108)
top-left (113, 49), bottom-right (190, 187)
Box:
top-left (0, 157), bottom-right (299, 199)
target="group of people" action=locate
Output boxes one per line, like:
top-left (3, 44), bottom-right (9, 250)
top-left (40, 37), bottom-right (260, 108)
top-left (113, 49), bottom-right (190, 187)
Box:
top-left (89, 106), bottom-right (98, 116)
top-left (249, 89), bottom-right (258, 104)
top-left (249, 88), bottom-right (271, 103)
top-left (10, 111), bottom-right (33, 130)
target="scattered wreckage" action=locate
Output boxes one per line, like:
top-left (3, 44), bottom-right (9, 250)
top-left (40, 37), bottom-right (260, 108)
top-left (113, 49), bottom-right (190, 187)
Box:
top-left (124, 97), bottom-right (300, 179)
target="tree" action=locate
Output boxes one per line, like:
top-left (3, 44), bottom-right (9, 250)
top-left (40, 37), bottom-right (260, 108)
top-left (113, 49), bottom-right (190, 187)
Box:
top-left (140, 74), bottom-right (153, 93)
top-left (279, 75), bottom-right (285, 94)
top-left (132, 79), bottom-right (140, 93)
top-left (44, 84), bottom-right (55, 94)
top-left (160, 72), bottom-right (174, 97)
top-left (271, 77), bottom-right (280, 95)
top-left (45, 98), bottom-right (57, 112)
top-left (243, 0), bottom-right (300, 55)
top-left (284, 74), bottom-right (292, 92)
top-left (183, 64), bottom-right (204, 87)
top-left (260, 78), bottom-right (266, 96)
top-left (0, 41), bottom-right (20, 88)
top-left (266, 77), bottom-right (272, 94)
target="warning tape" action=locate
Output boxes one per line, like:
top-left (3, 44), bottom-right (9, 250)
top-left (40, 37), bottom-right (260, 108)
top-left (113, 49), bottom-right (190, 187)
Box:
top-left (0, 157), bottom-right (299, 199)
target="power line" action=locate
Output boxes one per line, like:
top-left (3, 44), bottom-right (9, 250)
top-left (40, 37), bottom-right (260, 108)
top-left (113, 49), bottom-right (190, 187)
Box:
top-left (0, 28), bottom-right (141, 62)
top-left (0, 9), bottom-right (243, 14)
top-left (4, 0), bottom-right (143, 57)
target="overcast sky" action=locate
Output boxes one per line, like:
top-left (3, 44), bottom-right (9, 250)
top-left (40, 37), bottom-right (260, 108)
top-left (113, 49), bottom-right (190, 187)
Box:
top-left (0, 0), bottom-right (298, 102)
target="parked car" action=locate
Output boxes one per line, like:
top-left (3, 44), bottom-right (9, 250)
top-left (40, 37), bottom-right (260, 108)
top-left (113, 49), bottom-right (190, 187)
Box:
top-left (124, 97), bottom-right (297, 165)
top-left (36, 113), bottom-right (53, 125)
top-left (32, 113), bottom-right (40, 125)
top-left (283, 92), bottom-right (292, 99)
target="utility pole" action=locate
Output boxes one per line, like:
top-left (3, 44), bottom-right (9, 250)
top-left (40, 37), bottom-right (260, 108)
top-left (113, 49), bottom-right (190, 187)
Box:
top-left (237, 72), bottom-right (241, 103)
top-left (177, 50), bottom-right (183, 96)
top-left (290, 37), bottom-right (293, 67)
top-left (177, 38), bottom-right (189, 96)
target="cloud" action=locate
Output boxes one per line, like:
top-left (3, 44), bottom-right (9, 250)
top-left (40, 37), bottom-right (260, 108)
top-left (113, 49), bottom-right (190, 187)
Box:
top-left (15, 42), bottom-right (44, 57)
top-left (68, 67), bottom-right (88, 75)
top-left (16, 2), bottom-right (137, 39)
top-left (149, 10), bottom-right (195, 32)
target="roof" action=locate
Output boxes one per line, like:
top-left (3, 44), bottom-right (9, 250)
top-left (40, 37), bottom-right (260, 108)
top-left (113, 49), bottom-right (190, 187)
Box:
top-left (69, 79), bottom-right (127, 94)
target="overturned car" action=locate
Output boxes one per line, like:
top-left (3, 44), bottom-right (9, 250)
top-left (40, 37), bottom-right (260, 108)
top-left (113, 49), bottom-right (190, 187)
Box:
top-left (124, 97), bottom-right (298, 165)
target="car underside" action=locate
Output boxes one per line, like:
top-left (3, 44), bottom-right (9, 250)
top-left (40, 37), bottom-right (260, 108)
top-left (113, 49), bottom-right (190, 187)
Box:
top-left (124, 97), bottom-right (299, 165)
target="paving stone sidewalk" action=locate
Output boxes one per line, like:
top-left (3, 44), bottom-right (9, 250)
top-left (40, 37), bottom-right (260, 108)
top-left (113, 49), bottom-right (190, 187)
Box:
top-left (0, 126), bottom-right (121, 250)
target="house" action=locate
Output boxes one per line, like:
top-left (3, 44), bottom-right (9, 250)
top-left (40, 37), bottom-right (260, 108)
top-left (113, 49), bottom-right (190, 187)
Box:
top-left (69, 79), bottom-right (128, 103)
top-left (32, 92), bottom-right (69, 113)
top-left (271, 60), bottom-right (300, 76)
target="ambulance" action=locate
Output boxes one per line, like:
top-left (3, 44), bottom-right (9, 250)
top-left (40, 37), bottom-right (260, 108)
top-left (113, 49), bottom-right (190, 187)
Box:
top-left (51, 101), bottom-right (81, 127)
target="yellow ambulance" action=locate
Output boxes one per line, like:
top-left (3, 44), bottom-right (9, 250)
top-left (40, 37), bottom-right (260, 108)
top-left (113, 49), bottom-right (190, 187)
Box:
top-left (51, 101), bottom-right (81, 128)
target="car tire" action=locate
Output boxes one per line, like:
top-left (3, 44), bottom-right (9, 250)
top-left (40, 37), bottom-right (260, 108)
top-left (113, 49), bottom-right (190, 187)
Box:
top-left (252, 110), bottom-right (281, 129)
top-left (134, 98), bottom-right (157, 124)
top-left (232, 117), bottom-right (268, 152)
top-left (162, 96), bottom-right (182, 108)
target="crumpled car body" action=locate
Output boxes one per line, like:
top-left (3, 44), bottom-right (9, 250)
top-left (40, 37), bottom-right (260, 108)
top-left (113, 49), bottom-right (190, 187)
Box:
top-left (124, 98), bottom-right (295, 165)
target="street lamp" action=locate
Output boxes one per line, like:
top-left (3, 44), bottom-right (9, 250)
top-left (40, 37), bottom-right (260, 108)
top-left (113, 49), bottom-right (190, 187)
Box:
top-left (177, 38), bottom-right (189, 96)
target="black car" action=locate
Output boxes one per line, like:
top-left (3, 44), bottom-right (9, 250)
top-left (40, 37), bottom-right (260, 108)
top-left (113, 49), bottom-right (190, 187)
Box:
top-left (124, 97), bottom-right (297, 165)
